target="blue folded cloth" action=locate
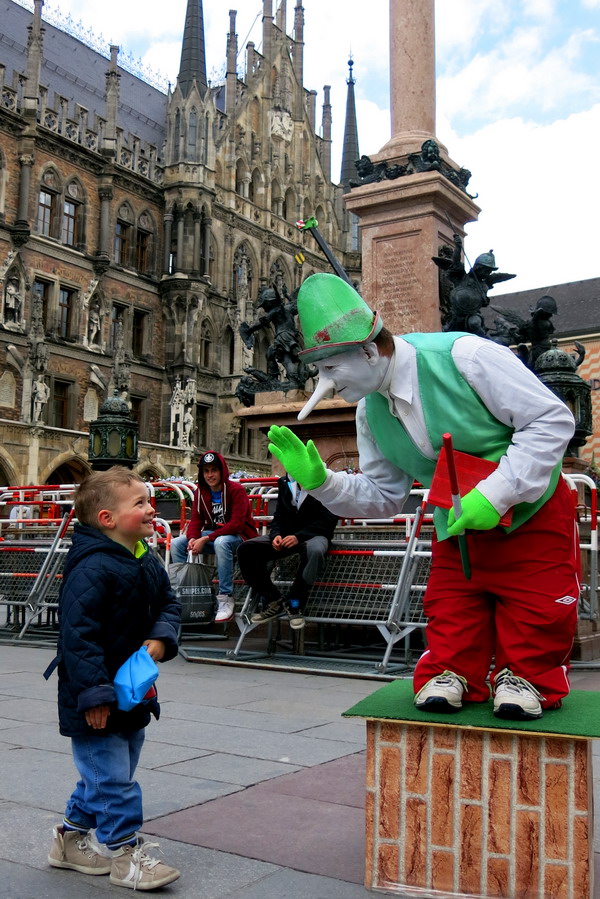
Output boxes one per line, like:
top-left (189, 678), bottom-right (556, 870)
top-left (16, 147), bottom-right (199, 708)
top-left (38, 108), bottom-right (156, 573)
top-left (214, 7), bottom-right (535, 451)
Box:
top-left (113, 646), bottom-right (159, 712)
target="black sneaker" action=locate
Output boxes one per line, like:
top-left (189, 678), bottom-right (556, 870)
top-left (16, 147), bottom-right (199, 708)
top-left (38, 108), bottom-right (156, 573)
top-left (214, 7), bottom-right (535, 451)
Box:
top-left (250, 600), bottom-right (285, 624)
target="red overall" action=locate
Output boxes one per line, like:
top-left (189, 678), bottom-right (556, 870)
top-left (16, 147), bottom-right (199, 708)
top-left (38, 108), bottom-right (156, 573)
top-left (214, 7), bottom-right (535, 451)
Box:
top-left (413, 477), bottom-right (580, 707)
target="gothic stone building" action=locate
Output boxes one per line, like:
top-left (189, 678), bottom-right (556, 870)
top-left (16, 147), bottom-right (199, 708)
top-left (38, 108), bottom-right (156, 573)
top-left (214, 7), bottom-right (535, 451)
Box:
top-left (0, 0), bottom-right (360, 485)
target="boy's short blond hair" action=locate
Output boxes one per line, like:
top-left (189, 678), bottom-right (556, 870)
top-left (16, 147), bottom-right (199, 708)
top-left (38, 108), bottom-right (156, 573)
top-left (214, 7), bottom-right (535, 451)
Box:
top-left (74, 467), bottom-right (145, 527)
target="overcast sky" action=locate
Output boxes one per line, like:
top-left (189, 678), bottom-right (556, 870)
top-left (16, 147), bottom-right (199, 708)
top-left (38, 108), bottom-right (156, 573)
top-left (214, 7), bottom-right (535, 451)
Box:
top-left (28, 0), bottom-right (600, 295)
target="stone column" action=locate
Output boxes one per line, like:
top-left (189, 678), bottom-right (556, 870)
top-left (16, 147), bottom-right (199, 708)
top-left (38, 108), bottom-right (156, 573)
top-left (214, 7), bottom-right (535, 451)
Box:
top-left (163, 213), bottom-right (173, 274)
top-left (193, 212), bottom-right (201, 275)
top-left (202, 217), bottom-right (212, 279)
top-left (98, 187), bottom-right (112, 256)
top-left (377, 0), bottom-right (446, 162)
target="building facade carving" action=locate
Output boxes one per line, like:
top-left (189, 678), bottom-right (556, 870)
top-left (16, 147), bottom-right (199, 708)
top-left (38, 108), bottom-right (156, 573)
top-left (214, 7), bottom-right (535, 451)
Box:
top-left (0, 0), bottom-right (359, 485)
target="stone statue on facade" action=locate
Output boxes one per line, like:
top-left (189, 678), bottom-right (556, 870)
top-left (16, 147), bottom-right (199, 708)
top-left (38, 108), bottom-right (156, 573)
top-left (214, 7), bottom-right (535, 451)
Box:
top-left (433, 234), bottom-right (516, 336)
top-left (236, 283), bottom-right (313, 406)
top-left (4, 278), bottom-right (23, 325)
top-left (32, 374), bottom-right (49, 422)
top-left (88, 302), bottom-right (101, 345)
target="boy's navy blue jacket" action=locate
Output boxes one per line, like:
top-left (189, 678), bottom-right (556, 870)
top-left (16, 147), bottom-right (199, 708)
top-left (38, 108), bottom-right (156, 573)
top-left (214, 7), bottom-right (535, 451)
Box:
top-left (49, 523), bottom-right (181, 737)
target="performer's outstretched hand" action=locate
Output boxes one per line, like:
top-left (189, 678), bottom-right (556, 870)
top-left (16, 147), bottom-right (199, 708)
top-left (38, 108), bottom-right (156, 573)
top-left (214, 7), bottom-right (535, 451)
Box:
top-left (267, 425), bottom-right (327, 490)
top-left (447, 488), bottom-right (501, 535)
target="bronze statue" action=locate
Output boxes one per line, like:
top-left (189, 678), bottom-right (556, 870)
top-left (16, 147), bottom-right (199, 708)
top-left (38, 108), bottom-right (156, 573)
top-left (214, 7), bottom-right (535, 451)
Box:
top-left (236, 283), bottom-right (314, 406)
top-left (491, 295), bottom-right (559, 368)
top-left (433, 234), bottom-right (515, 336)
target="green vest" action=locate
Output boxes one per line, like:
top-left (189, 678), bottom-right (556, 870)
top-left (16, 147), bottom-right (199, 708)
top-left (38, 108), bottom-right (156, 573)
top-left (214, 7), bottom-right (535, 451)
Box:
top-left (365, 332), bottom-right (561, 538)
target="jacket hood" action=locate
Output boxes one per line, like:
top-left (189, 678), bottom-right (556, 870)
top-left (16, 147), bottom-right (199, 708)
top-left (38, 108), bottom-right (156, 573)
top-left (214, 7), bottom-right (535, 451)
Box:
top-left (63, 523), bottom-right (136, 579)
top-left (197, 450), bottom-right (230, 488)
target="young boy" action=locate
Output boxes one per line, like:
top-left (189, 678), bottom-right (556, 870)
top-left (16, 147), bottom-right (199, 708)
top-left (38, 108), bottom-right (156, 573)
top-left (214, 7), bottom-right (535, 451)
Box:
top-left (170, 451), bottom-right (258, 622)
top-left (45, 467), bottom-right (181, 891)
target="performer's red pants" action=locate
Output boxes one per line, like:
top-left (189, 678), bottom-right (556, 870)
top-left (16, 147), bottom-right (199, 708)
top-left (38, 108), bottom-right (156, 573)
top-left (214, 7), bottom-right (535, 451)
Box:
top-left (413, 477), bottom-right (580, 706)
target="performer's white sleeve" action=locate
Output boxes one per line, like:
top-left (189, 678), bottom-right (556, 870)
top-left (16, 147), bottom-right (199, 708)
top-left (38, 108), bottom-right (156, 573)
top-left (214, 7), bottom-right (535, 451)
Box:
top-left (309, 401), bottom-right (413, 519)
top-left (453, 338), bottom-right (575, 514)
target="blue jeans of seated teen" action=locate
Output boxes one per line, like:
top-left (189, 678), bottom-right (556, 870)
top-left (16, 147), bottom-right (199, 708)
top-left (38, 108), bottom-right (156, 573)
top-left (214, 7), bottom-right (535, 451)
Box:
top-left (171, 530), bottom-right (241, 596)
top-left (64, 729), bottom-right (145, 848)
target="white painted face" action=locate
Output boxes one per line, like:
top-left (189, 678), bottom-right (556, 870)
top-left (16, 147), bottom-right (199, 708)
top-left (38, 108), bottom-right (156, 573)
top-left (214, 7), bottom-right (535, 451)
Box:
top-left (297, 344), bottom-right (390, 421)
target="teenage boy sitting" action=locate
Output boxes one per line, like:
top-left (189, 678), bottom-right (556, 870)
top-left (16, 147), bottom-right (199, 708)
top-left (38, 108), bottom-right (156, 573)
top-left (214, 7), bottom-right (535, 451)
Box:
top-left (170, 451), bottom-right (258, 622)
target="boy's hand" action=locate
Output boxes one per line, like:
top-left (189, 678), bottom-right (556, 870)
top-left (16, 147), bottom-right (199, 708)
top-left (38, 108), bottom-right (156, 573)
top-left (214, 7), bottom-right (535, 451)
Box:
top-left (280, 535), bottom-right (299, 549)
top-left (143, 639), bottom-right (165, 661)
top-left (188, 535), bottom-right (209, 554)
top-left (85, 704), bottom-right (110, 729)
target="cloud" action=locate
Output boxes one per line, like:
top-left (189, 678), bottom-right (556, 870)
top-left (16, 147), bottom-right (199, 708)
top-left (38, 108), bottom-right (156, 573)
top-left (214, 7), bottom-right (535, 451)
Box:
top-left (441, 104), bottom-right (600, 291)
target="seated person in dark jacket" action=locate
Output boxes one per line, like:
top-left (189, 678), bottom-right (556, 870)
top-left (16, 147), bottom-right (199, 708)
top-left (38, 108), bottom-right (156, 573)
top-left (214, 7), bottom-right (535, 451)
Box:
top-left (237, 474), bottom-right (338, 630)
top-left (45, 467), bottom-right (181, 891)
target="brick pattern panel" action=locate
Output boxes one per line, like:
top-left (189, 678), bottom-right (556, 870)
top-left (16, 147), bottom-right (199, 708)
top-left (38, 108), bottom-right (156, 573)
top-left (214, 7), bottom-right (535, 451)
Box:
top-left (365, 721), bottom-right (593, 898)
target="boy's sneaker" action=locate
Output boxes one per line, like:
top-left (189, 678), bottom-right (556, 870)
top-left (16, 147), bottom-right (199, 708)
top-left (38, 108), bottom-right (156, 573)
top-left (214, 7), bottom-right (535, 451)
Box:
top-left (215, 595), bottom-right (235, 622)
top-left (110, 839), bottom-right (180, 891)
top-left (414, 670), bottom-right (467, 712)
top-left (48, 825), bottom-right (112, 875)
top-left (493, 668), bottom-right (543, 720)
top-left (251, 600), bottom-right (285, 624)
top-left (286, 601), bottom-right (305, 630)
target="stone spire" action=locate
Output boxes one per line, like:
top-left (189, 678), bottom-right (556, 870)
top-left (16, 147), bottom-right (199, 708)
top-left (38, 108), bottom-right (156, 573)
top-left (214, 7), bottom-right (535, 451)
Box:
top-left (24, 0), bottom-right (44, 111)
top-left (177, 0), bottom-right (208, 98)
top-left (320, 85), bottom-right (332, 181)
top-left (340, 57), bottom-right (359, 192)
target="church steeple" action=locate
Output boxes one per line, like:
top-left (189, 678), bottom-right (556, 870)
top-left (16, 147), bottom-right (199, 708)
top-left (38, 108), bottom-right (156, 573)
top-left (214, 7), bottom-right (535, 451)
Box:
top-left (177, 0), bottom-right (208, 98)
top-left (340, 56), bottom-right (359, 192)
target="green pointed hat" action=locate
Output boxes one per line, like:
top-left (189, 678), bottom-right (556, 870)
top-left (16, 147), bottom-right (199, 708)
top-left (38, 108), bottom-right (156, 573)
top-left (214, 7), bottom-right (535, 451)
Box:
top-left (297, 273), bottom-right (383, 361)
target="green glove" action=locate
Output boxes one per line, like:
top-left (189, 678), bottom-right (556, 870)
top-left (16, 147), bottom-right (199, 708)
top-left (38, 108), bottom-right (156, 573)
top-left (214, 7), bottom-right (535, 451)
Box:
top-left (447, 488), bottom-right (501, 535)
top-left (267, 425), bottom-right (327, 490)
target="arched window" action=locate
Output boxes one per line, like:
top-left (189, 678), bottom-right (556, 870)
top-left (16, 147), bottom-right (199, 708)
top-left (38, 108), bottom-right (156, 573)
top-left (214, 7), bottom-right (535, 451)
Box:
top-left (173, 109), bottom-right (181, 161)
top-left (114, 203), bottom-right (134, 266)
top-left (271, 179), bottom-right (282, 216)
top-left (283, 187), bottom-right (295, 222)
top-left (187, 107), bottom-right (198, 159)
top-left (36, 167), bottom-right (62, 238)
top-left (62, 179), bottom-right (84, 248)
top-left (224, 326), bottom-right (235, 375)
top-left (199, 319), bottom-right (212, 369)
top-left (0, 150), bottom-right (6, 217)
top-left (135, 211), bottom-right (154, 274)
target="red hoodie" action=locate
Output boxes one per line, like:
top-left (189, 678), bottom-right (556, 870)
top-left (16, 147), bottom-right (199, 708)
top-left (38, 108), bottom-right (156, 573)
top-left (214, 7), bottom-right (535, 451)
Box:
top-left (185, 451), bottom-right (258, 543)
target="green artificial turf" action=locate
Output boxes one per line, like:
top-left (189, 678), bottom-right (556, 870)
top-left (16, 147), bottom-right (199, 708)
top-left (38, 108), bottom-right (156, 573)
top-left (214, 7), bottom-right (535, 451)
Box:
top-left (342, 678), bottom-right (600, 739)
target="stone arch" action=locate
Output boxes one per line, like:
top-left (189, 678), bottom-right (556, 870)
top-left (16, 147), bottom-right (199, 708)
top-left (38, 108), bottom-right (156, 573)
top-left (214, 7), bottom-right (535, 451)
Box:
top-left (283, 186), bottom-right (296, 222)
top-left (136, 461), bottom-right (168, 480)
top-left (41, 453), bottom-right (91, 486)
top-left (0, 447), bottom-right (19, 487)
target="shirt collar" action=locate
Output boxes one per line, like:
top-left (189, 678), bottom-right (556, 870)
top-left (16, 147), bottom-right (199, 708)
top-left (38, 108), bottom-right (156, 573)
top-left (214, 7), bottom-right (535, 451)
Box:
top-left (377, 336), bottom-right (414, 405)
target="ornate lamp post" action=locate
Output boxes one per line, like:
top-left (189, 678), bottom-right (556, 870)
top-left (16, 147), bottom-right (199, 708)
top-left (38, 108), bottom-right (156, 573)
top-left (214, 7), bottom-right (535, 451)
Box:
top-left (534, 340), bottom-right (592, 457)
top-left (88, 389), bottom-right (139, 471)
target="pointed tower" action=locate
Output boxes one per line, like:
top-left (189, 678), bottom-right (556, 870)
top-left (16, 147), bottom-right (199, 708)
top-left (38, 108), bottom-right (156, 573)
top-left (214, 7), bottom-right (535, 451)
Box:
top-left (340, 57), bottom-right (359, 193)
top-left (161, 0), bottom-right (215, 431)
top-left (177, 0), bottom-right (208, 98)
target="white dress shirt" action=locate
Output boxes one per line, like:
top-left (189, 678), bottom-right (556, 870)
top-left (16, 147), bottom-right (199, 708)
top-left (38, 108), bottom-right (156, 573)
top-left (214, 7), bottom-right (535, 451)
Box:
top-left (310, 335), bottom-right (575, 520)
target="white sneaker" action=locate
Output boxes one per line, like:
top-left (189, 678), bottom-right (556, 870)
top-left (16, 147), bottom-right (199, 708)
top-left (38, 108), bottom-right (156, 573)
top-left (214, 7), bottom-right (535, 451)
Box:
top-left (493, 668), bottom-right (543, 720)
top-left (414, 670), bottom-right (467, 712)
top-left (215, 595), bottom-right (235, 622)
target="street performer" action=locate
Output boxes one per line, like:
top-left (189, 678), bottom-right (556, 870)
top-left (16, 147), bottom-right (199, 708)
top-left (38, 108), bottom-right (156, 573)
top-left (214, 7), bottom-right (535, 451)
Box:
top-left (267, 273), bottom-right (580, 721)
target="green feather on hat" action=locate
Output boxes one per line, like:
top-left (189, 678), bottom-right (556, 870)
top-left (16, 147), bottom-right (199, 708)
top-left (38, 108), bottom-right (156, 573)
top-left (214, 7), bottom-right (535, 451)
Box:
top-left (297, 273), bottom-right (383, 362)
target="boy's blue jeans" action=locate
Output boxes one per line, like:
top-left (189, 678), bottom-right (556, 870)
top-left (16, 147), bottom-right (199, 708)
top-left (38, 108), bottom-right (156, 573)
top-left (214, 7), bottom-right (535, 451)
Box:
top-left (170, 530), bottom-right (241, 596)
top-left (64, 729), bottom-right (145, 847)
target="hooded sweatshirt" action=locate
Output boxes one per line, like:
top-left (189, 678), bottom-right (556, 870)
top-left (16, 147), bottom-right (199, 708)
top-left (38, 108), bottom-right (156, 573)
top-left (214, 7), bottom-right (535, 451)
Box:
top-left (185, 451), bottom-right (258, 543)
